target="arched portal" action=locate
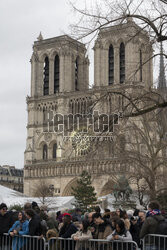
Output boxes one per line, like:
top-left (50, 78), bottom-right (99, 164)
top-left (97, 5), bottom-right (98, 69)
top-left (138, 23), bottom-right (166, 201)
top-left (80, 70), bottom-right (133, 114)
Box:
top-left (62, 178), bottom-right (78, 196)
top-left (100, 179), bottom-right (115, 196)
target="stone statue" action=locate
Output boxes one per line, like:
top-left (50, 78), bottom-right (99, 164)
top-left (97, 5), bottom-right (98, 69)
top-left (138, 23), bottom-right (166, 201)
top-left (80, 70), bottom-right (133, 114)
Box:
top-left (113, 176), bottom-right (132, 202)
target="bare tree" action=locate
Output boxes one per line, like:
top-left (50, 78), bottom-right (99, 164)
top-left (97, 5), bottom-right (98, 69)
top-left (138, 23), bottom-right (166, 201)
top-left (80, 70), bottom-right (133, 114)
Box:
top-left (160, 0), bottom-right (167, 4)
top-left (130, 174), bottom-right (149, 208)
top-left (69, 0), bottom-right (167, 116)
top-left (70, 0), bottom-right (167, 43)
top-left (33, 179), bottom-right (54, 205)
top-left (119, 111), bottom-right (167, 200)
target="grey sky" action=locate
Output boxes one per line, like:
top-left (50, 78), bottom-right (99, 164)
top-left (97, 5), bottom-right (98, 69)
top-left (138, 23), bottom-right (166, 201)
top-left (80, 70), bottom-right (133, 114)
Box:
top-left (0, 0), bottom-right (165, 169)
top-left (0, 0), bottom-right (73, 169)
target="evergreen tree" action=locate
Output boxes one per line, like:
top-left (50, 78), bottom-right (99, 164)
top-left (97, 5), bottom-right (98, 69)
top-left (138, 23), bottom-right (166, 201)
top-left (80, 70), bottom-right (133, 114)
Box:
top-left (72, 171), bottom-right (97, 212)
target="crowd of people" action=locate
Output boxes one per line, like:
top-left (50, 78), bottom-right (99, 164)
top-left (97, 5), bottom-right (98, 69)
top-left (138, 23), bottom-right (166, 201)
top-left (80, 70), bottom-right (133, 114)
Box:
top-left (0, 200), bottom-right (166, 249)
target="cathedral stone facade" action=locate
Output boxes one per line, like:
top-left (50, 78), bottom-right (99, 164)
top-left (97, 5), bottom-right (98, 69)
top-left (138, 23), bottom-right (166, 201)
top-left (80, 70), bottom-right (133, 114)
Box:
top-left (24, 19), bottom-right (153, 197)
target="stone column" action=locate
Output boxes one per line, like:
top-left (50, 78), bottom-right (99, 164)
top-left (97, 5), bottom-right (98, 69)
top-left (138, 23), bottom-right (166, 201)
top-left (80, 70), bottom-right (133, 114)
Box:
top-left (64, 52), bottom-right (73, 92)
top-left (84, 57), bottom-right (89, 89)
top-left (100, 47), bottom-right (109, 86)
top-left (37, 61), bottom-right (44, 96)
top-left (94, 47), bottom-right (101, 87)
top-left (30, 55), bottom-right (36, 97)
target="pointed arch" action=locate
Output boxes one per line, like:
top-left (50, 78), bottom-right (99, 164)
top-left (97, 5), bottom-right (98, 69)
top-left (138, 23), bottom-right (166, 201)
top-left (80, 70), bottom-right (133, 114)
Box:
top-left (43, 56), bottom-right (49, 95)
top-left (43, 144), bottom-right (48, 160)
top-left (54, 55), bottom-right (59, 93)
top-left (100, 179), bottom-right (115, 196)
top-left (108, 44), bottom-right (114, 85)
top-left (62, 178), bottom-right (78, 196)
top-left (53, 143), bottom-right (57, 159)
top-left (120, 43), bottom-right (125, 83)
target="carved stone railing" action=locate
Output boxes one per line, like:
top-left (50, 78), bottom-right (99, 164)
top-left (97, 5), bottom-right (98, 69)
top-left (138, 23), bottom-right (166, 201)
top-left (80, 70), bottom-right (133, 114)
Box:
top-left (24, 158), bottom-right (134, 179)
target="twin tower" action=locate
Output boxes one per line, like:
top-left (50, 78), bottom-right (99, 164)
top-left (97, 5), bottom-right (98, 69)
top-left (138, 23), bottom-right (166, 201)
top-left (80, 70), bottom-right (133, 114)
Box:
top-left (30, 18), bottom-right (153, 98)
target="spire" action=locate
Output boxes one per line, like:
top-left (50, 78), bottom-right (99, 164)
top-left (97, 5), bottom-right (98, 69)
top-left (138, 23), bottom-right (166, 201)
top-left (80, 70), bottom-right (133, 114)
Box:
top-left (37, 32), bottom-right (43, 41)
top-left (158, 42), bottom-right (167, 89)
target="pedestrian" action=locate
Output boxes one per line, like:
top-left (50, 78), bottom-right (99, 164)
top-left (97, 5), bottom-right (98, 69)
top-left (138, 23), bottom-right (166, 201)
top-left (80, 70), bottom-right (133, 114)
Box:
top-left (0, 203), bottom-right (14, 250)
top-left (71, 219), bottom-right (92, 250)
top-left (8, 211), bottom-right (29, 250)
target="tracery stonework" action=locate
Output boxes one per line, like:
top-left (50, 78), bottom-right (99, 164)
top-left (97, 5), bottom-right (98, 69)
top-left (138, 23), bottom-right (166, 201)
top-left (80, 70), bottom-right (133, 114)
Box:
top-left (24, 20), bottom-right (153, 197)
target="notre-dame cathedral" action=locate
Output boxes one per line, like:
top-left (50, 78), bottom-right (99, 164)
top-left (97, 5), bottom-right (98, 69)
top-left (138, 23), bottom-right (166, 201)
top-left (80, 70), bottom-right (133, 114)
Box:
top-left (24, 18), bottom-right (155, 197)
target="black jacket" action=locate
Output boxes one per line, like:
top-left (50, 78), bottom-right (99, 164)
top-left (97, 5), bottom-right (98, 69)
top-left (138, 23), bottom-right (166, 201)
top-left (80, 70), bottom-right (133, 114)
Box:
top-left (0, 211), bottom-right (14, 234)
top-left (29, 214), bottom-right (42, 236)
top-left (130, 222), bottom-right (140, 246)
top-left (59, 222), bottom-right (77, 238)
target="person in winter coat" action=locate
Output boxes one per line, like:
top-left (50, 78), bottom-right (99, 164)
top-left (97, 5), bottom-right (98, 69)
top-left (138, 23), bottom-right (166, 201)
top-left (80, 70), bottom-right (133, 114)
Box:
top-left (92, 213), bottom-right (113, 250)
top-left (25, 209), bottom-right (44, 250)
top-left (59, 214), bottom-right (78, 238)
top-left (8, 211), bottom-right (29, 250)
top-left (139, 201), bottom-right (165, 250)
top-left (92, 213), bottom-right (113, 239)
top-left (140, 201), bottom-right (164, 238)
top-left (71, 220), bottom-right (92, 250)
top-left (0, 203), bottom-right (14, 250)
top-left (25, 209), bottom-right (42, 236)
top-left (88, 212), bottom-right (96, 238)
top-left (59, 214), bottom-right (78, 250)
top-left (107, 219), bottom-right (132, 241)
top-left (129, 216), bottom-right (140, 247)
top-left (120, 210), bottom-right (131, 230)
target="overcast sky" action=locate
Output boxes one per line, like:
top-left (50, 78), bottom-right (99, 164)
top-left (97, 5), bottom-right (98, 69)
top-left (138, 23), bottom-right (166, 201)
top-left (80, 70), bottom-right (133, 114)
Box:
top-left (0, 0), bottom-right (78, 169)
top-left (0, 0), bottom-right (164, 170)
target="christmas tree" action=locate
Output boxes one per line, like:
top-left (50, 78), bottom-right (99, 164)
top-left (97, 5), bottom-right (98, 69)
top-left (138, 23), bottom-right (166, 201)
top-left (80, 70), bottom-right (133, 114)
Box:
top-left (72, 171), bottom-right (97, 212)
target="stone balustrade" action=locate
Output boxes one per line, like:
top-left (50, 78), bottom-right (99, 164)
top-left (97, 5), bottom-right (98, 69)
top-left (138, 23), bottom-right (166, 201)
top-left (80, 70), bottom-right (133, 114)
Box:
top-left (24, 158), bottom-right (133, 179)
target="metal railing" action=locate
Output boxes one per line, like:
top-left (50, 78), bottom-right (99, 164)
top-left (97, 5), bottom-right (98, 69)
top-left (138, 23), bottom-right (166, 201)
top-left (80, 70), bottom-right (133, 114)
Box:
top-left (48, 237), bottom-right (138, 250)
top-left (141, 234), bottom-right (167, 250)
top-left (1, 233), bottom-right (46, 250)
top-left (2, 233), bottom-right (167, 250)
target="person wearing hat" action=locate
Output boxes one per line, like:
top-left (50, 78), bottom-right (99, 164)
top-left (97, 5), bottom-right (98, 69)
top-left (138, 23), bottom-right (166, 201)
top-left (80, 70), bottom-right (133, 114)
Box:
top-left (0, 203), bottom-right (14, 249)
top-left (59, 214), bottom-right (78, 238)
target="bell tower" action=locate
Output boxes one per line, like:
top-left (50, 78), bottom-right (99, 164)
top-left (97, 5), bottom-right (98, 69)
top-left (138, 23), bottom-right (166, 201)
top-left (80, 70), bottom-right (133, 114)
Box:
top-left (94, 18), bottom-right (153, 88)
top-left (24, 34), bottom-right (89, 180)
top-left (30, 34), bottom-right (89, 97)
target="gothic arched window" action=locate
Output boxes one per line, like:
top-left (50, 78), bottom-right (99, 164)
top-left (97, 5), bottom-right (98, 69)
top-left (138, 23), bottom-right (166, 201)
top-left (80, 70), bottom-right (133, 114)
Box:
top-left (75, 58), bottom-right (79, 91)
top-left (43, 57), bottom-right (49, 95)
top-left (140, 49), bottom-right (142, 82)
top-left (53, 143), bottom-right (57, 159)
top-left (108, 44), bottom-right (114, 85)
top-left (43, 144), bottom-right (48, 160)
top-left (54, 55), bottom-right (59, 93)
top-left (120, 43), bottom-right (125, 83)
